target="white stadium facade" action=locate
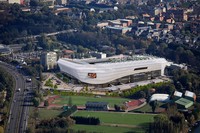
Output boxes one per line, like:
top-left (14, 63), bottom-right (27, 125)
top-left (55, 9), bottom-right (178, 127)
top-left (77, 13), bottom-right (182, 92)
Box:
top-left (57, 55), bottom-right (171, 86)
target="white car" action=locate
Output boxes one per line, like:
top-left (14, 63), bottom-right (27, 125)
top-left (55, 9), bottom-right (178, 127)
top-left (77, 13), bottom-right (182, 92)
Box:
top-left (17, 88), bottom-right (21, 92)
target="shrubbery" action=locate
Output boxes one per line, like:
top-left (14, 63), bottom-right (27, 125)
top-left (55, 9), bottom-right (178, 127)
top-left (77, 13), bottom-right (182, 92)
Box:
top-left (71, 116), bottom-right (100, 125)
top-left (59, 105), bottom-right (77, 118)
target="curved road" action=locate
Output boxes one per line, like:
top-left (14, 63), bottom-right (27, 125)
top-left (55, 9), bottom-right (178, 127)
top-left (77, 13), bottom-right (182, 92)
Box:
top-left (0, 61), bottom-right (32, 133)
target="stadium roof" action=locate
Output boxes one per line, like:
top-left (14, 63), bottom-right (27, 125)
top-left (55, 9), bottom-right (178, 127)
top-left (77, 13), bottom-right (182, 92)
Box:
top-left (62, 55), bottom-right (162, 65)
top-left (175, 98), bottom-right (193, 108)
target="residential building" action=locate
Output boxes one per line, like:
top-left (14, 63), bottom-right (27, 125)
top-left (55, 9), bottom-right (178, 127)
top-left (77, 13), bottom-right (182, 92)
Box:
top-left (106, 26), bottom-right (132, 34)
top-left (41, 52), bottom-right (57, 70)
top-left (166, 8), bottom-right (188, 21)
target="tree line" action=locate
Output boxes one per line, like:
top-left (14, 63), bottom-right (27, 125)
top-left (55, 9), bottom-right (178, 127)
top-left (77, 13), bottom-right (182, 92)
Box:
top-left (71, 116), bottom-right (100, 125)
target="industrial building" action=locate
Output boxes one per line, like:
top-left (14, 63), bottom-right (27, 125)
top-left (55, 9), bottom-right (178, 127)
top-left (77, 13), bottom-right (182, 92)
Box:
top-left (57, 55), bottom-right (171, 85)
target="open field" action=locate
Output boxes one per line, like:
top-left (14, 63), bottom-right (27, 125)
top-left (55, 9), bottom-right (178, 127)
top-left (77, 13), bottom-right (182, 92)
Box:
top-left (72, 124), bottom-right (145, 133)
top-left (54, 96), bottom-right (131, 107)
top-left (38, 108), bottom-right (62, 120)
top-left (73, 110), bottom-right (154, 126)
top-left (133, 102), bottom-right (166, 113)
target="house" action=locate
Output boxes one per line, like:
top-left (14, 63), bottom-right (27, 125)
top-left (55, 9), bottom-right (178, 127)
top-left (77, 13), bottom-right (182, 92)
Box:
top-left (85, 101), bottom-right (109, 111)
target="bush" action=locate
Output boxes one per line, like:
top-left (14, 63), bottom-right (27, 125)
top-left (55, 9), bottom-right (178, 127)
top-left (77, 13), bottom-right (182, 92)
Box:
top-left (44, 100), bottom-right (49, 107)
top-left (59, 105), bottom-right (77, 117)
top-left (71, 116), bottom-right (100, 125)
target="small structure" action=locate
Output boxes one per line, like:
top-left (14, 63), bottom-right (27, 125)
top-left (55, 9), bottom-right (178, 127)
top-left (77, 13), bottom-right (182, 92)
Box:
top-left (85, 101), bottom-right (109, 111)
top-left (175, 98), bottom-right (193, 109)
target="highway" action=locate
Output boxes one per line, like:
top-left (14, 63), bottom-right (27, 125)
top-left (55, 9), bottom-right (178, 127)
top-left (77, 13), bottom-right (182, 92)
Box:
top-left (0, 62), bottom-right (33, 133)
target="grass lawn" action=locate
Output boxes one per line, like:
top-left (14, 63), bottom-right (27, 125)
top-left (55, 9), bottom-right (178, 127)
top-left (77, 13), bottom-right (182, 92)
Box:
top-left (72, 124), bottom-right (145, 133)
top-left (73, 110), bottom-right (154, 126)
top-left (133, 102), bottom-right (166, 113)
top-left (54, 96), bottom-right (131, 108)
top-left (38, 108), bottom-right (62, 120)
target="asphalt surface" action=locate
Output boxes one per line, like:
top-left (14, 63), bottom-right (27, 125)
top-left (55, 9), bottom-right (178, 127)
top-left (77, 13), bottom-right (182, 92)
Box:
top-left (0, 61), bottom-right (33, 133)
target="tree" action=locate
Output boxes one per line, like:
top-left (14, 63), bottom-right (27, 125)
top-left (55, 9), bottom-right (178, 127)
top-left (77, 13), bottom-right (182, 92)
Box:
top-left (44, 100), bottom-right (49, 107)
top-left (149, 100), bottom-right (158, 113)
top-left (68, 97), bottom-right (72, 107)
top-left (114, 104), bottom-right (120, 111)
top-left (30, 0), bottom-right (39, 7)
top-left (33, 97), bottom-right (40, 107)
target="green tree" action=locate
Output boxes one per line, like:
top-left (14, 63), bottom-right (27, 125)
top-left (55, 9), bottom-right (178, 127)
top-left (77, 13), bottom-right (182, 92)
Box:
top-left (33, 97), bottom-right (40, 107)
top-left (68, 97), bottom-right (72, 107)
top-left (149, 100), bottom-right (158, 113)
top-left (44, 100), bottom-right (49, 107)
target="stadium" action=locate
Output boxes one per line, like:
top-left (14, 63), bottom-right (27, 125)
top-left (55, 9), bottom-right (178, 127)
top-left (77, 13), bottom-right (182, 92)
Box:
top-left (57, 55), bottom-right (171, 85)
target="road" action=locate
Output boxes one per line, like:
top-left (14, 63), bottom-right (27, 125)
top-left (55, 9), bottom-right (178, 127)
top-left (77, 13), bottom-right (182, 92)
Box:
top-left (14, 29), bottom-right (77, 41)
top-left (0, 62), bottom-right (33, 133)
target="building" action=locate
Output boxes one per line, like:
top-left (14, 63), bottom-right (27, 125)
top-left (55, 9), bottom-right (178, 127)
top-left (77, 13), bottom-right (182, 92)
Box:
top-left (175, 98), bottom-right (193, 109)
top-left (8, 0), bottom-right (24, 4)
top-left (85, 101), bottom-right (109, 111)
top-left (166, 8), bottom-right (188, 21)
top-left (0, 44), bottom-right (12, 56)
top-left (91, 52), bottom-right (106, 59)
top-left (173, 91), bottom-right (183, 100)
top-left (106, 26), bottom-right (132, 34)
top-left (149, 94), bottom-right (170, 102)
top-left (185, 90), bottom-right (196, 101)
top-left (41, 52), bottom-right (57, 70)
top-left (108, 19), bottom-right (132, 27)
top-left (57, 55), bottom-right (171, 85)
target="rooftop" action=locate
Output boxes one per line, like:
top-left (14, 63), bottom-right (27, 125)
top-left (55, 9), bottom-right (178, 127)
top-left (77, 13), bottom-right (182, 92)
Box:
top-left (174, 91), bottom-right (183, 97)
top-left (175, 98), bottom-right (193, 108)
top-left (61, 55), bottom-right (161, 65)
top-left (185, 90), bottom-right (195, 98)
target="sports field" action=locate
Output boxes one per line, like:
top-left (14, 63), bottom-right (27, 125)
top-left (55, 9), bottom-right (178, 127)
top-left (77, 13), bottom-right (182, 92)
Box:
top-left (54, 96), bottom-right (131, 107)
top-left (38, 108), bottom-right (62, 120)
top-left (73, 110), bottom-right (154, 126)
top-left (72, 124), bottom-right (145, 133)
